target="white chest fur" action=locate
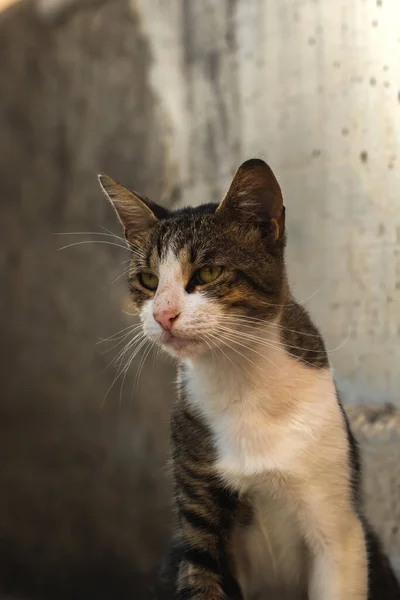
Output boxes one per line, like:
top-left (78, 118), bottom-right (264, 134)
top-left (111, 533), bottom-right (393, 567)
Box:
top-left (184, 345), bottom-right (344, 600)
top-left (185, 346), bottom-right (339, 483)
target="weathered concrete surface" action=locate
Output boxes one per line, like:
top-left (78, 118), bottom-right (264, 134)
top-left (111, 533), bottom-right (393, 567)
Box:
top-left (347, 404), bottom-right (400, 574)
top-left (137, 0), bottom-right (400, 399)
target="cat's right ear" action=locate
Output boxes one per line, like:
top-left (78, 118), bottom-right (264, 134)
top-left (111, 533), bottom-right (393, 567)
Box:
top-left (98, 175), bottom-right (168, 241)
top-left (216, 159), bottom-right (285, 240)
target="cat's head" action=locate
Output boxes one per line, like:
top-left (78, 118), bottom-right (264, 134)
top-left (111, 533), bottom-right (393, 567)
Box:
top-left (99, 159), bottom-right (287, 360)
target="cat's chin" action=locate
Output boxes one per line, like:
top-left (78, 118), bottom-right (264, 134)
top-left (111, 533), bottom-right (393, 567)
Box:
top-left (159, 334), bottom-right (207, 359)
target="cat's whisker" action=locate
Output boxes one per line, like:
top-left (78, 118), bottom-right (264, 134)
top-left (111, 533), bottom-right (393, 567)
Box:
top-left (97, 323), bottom-right (141, 344)
top-left (122, 308), bottom-right (140, 317)
top-left (109, 267), bottom-right (132, 285)
top-left (217, 324), bottom-right (321, 354)
top-left (257, 285), bottom-right (325, 309)
top-left (55, 228), bottom-right (146, 255)
top-left (56, 230), bottom-right (147, 258)
top-left (217, 325), bottom-right (318, 364)
top-left (153, 343), bottom-right (162, 369)
top-left (99, 226), bottom-right (148, 256)
top-left (111, 331), bottom-right (146, 371)
top-left (217, 315), bottom-right (325, 338)
top-left (212, 333), bottom-right (270, 374)
top-left (100, 332), bottom-right (147, 408)
top-left (216, 329), bottom-right (286, 374)
top-left (99, 326), bottom-right (143, 354)
top-left (57, 239), bottom-right (132, 252)
top-left (118, 337), bottom-right (149, 406)
top-left (199, 332), bottom-right (220, 365)
top-left (55, 230), bottom-right (126, 240)
top-left (217, 327), bottom-right (324, 371)
top-left (219, 316), bottom-right (350, 350)
top-left (204, 333), bottom-right (236, 368)
top-left (216, 322), bottom-right (350, 356)
top-left (134, 341), bottom-right (154, 393)
top-left (99, 226), bottom-right (131, 245)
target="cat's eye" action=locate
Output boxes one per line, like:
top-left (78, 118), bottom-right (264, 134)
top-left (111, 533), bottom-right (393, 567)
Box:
top-left (138, 271), bottom-right (159, 291)
top-left (196, 266), bottom-right (222, 285)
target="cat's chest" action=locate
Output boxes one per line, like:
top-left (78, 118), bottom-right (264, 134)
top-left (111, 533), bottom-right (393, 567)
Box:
top-left (184, 358), bottom-right (333, 485)
top-left (211, 404), bottom-right (310, 483)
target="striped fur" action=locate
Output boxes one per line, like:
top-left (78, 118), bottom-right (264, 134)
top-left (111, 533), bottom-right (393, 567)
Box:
top-left (99, 159), bottom-right (400, 599)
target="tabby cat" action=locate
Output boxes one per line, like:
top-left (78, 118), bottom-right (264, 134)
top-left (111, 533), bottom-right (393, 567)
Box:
top-left (99, 159), bottom-right (400, 600)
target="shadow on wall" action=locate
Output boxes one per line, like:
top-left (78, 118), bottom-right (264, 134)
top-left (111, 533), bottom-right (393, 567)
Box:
top-left (0, 1), bottom-right (177, 598)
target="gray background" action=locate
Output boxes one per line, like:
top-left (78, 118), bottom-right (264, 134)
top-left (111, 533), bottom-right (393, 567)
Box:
top-left (0, 0), bottom-right (399, 599)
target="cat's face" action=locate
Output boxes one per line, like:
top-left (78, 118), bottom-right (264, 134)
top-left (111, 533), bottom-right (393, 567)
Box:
top-left (99, 159), bottom-right (287, 360)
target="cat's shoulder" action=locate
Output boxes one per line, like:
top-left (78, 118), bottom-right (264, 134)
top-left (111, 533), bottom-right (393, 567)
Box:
top-left (280, 300), bottom-right (328, 368)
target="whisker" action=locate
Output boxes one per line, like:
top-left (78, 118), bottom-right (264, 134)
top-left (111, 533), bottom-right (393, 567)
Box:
top-left (55, 229), bottom-right (146, 256)
top-left (216, 326), bottom-right (324, 370)
top-left (134, 341), bottom-right (154, 392)
top-left (118, 337), bottom-right (149, 406)
top-left (97, 323), bottom-right (141, 345)
top-left (54, 231), bottom-right (124, 238)
top-left (199, 332), bottom-right (219, 364)
top-left (99, 326), bottom-right (143, 355)
top-left (100, 333), bottom-right (147, 408)
top-left (254, 286), bottom-right (325, 309)
top-left (216, 322), bottom-right (350, 356)
top-left (111, 331), bottom-right (145, 370)
top-left (122, 309), bottom-right (140, 317)
top-left (109, 267), bottom-right (131, 285)
top-left (217, 315), bottom-right (324, 339)
top-left (203, 332), bottom-right (236, 368)
top-left (99, 226), bottom-right (148, 255)
top-left (212, 333), bottom-right (267, 374)
top-left (216, 329), bottom-right (286, 374)
top-left (57, 239), bottom-right (131, 252)
top-left (217, 324), bottom-right (319, 354)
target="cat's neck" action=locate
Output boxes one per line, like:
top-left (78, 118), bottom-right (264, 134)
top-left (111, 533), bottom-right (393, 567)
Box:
top-left (182, 318), bottom-right (295, 417)
top-left (186, 319), bottom-right (285, 383)
top-left (181, 302), bottom-right (331, 424)
top-left (181, 307), bottom-right (336, 481)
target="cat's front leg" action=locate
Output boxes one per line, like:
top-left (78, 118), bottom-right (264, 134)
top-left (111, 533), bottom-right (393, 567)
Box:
top-left (307, 514), bottom-right (368, 600)
top-left (174, 495), bottom-right (244, 600)
top-left (177, 553), bottom-right (242, 600)
top-left (173, 475), bottom-right (244, 600)
top-left (172, 407), bottom-right (244, 600)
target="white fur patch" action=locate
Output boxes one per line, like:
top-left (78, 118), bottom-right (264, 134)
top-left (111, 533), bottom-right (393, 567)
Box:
top-left (184, 337), bottom-right (352, 600)
top-left (185, 336), bottom-right (339, 481)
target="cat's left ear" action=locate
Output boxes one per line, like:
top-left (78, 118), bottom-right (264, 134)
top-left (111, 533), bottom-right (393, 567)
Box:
top-left (98, 174), bottom-right (169, 242)
top-left (217, 158), bottom-right (285, 240)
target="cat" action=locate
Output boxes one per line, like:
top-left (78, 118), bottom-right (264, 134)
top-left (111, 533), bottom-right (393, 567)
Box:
top-left (99, 159), bottom-right (400, 600)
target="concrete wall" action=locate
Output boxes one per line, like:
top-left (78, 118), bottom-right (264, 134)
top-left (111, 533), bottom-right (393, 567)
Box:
top-left (136, 0), bottom-right (400, 401)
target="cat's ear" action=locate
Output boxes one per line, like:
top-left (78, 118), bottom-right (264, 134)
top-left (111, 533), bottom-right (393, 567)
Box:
top-left (217, 158), bottom-right (285, 240)
top-left (98, 175), bottom-right (168, 241)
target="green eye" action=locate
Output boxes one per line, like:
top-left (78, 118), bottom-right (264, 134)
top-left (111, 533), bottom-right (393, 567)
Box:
top-left (138, 271), bottom-right (159, 291)
top-left (197, 266), bottom-right (222, 285)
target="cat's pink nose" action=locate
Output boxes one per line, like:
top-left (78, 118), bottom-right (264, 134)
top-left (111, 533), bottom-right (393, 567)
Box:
top-left (153, 308), bottom-right (180, 331)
